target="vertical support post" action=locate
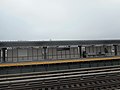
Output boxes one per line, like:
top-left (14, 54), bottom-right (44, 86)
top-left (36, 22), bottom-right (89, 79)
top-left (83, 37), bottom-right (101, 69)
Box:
top-left (56, 46), bottom-right (58, 59)
top-left (95, 46), bottom-right (97, 55)
top-left (0, 49), bottom-right (1, 62)
top-left (61, 50), bottom-right (62, 58)
top-left (17, 47), bottom-right (18, 62)
top-left (114, 45), bottom-right (117, 56)
top-left (32, 47), bottom-right (33, 61)
top-left (65, 50), bottom-right (67, 58)
top-left (7, 48), bottom-right (8, 62)
top-left (47, 48), bottom-right (49, 59)
top-left (92, 45), bottom-right (94, 54)
top-left (27, 47), bottom-right (29, 60)
top-left (100, 46), bottom-right (102, 54)
top-left (52, 48), bottom-right (54, 59)
top-left (37, 48), bottom-right (38, 61)
top-left (69, 46), bottom-right (71, 59)
top-left (73, 48), bottom-right (75, 57)
top-left (78, 46), bottom-right (82, 58)
top-left (12, 47), bottom-right (13, 62)
top-left (2, 48), bottom-right (6, 62)
top-left (76, 46), bottom-right (79, 58)
top-left (43, 46), bottom-right (47, 60)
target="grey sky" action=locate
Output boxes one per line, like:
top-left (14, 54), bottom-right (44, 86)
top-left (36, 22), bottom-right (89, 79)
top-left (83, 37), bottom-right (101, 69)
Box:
top-left (0, 0), bottom-right (120, 40)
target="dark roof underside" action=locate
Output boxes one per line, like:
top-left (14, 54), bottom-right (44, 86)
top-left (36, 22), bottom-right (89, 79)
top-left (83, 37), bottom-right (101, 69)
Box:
top-left (0, 40), bottom-right (120, 47)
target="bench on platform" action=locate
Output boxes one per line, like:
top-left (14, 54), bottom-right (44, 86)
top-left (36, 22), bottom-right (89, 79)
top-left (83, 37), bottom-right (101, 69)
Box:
top-left (87, 53), bottom-right (105, 57)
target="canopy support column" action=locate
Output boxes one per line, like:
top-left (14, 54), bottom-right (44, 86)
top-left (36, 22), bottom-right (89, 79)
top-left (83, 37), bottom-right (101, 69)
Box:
top-left (2, 48), bottom-right (7, 62)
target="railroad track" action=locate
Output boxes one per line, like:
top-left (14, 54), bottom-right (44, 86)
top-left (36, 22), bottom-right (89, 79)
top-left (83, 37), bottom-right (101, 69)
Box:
top-left (1, 65), bottom-right (120, 90)
top-left (1, 64), bottom-right (120, 78)
top-left (1, 73), bottom-right (120, 90)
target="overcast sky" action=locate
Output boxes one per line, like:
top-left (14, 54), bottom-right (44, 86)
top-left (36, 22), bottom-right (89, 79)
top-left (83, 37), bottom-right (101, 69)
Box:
top-left (0, 0), bottom-right (120, 41)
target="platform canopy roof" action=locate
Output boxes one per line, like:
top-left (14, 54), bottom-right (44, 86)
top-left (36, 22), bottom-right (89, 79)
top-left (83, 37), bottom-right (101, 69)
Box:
top-left (0, 40), bottom-right (120, 47)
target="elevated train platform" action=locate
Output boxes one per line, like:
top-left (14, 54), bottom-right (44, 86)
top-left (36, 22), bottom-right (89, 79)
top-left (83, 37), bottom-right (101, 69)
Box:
top-left (0, 56), bottom-right (120, 67)
top-left (0, 40), bottom-right (120, 75)
top-left (1, 56), bottom-right (120, 75)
